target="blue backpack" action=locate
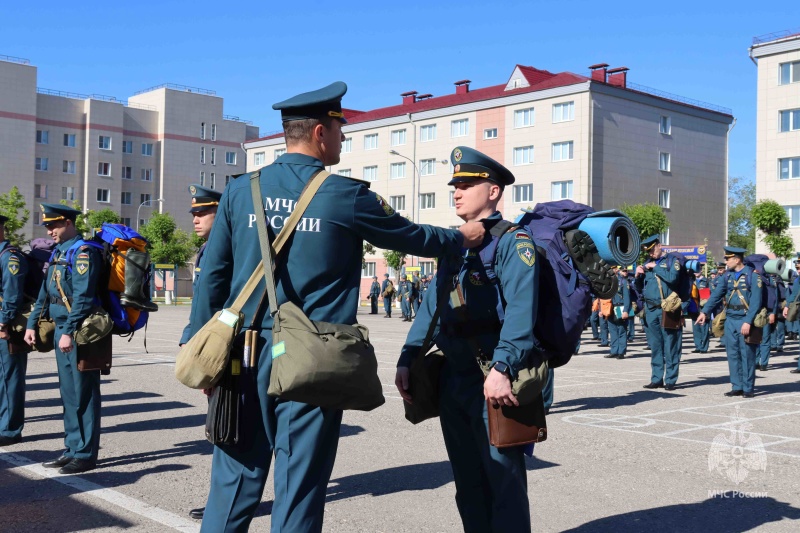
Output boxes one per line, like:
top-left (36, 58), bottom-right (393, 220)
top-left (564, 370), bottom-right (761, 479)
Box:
top-left (664, 252), bottom-right (694, 302)
top-left (478, 201), bottom-right (597, 369)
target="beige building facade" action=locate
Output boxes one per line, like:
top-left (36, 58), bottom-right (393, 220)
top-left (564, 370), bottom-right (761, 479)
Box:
top-left (244, 63), bottom-right (733, 296)
top-left (0, 55), bottom-right (259, 241)
top-left (750, 32), bottom-right (800, 254)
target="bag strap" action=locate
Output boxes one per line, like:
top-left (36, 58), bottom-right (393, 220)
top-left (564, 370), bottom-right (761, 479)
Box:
top-left (54, 270), bottom-right (72, 313)
top-left (417, 272), bottom-right (454, 359)
top-left (250, 169), bottom-right (331, 323)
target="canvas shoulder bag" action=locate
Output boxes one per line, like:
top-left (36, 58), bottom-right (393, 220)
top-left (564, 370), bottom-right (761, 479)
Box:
top-left (251, 172), bottom-right (385, 412)
top-left (54, 270), bottom-right (113, 346)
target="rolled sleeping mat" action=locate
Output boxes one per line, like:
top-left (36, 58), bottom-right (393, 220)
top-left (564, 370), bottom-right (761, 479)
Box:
top-left (781, 268), bottom-right (793, 282)
top-left (685, 259), bottom-right (701, 273)
top-left (577, 215), bottom-right (640, 266)
top-left (764, 258), bottom-right (786, 276)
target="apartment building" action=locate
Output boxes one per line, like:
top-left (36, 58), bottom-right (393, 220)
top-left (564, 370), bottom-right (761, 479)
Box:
top-left (750, 31), bottom-right (800, 253)
top-left (245, 63), bottom-right (733, 296)
top-left (0, 55), bottom-right (259, 240)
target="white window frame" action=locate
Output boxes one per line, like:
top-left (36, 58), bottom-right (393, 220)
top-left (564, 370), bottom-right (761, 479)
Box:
top-left (342, 138), bottom-right (352, 153)
top-left (420, 124), bottom-right (437, 142)
top-left (513, 146), bottom-right (534, 166)
top-left (779, 60), bottom-right (800, 85)
top-left (419, 193), bottom-right (435, 210)
top-left (254, 152), bottom-right (265, 166)
top-left (274, 148), bottom-right (286, 160)
top-left (659, 152), bottom-right (671, 172)
top-left (390, 162), bottom-right (406, 180)
top-left (420, 261), bottom-right (434, 276)
top-left (62, 186), bottom-right (76, 201)
top-left (121, 166), bottom-right (132, 180)
top-left (658, 188), bottom-right (671, 209)
top-left (389, 195), bottom-right (406, 211)
top-left (96, 188), bottom-right (110, 203)
top-left (659, 228), bottom-right (670, 245)
top-left (121, 191), bottom-right (132, 205)
top-left (338, 168), bottom-right (352, 177)
top-left (99, 135), bottom-right (112, 150)
top-left (552, 102), bottom-right (574, 123)
top-left (140, 193), bottom-right (151, 205)
top-left (35, 184), bottom-right (47, 199)
top-left (551, 180), bottom-right (574, 200)
top-left (363, 165), bottom-right (378, 182)
top-left (391, 129), bottom-right (406, 146)
top-left (513, 184), bottom-right (533, 203)
top-left (97, 162), bottom-right (110, 176)
top-left (141, 168), bottom-right (153, 181)
top-left (660, 115), bottom-right (672, 135)
top-left (62, 160), bottom-right (76, 174)
top-left (35, 157), bottom-right (49, 171)
top-left (211, 124), bottom-right (217, 141)
top-left (779, 109), bottom-right (800, 132)
top-left (449, 190), bottom-right (455, 208)
top-left (419, 159), bottom-right (436, 176)
top-left (36, 130), bottom-right (49, 144)
top-left (483, 128), bottom-right (498, 140)
top-left (201, 122), bottom-right (206, 140)
top-left (141, 143), bottom-right (154, 156)
top-left (64, 133), bottom-right (76, 147)
top-left (514, 108), bottom-right (535, 128)
top-left (364, 134), bottom-right (378, 150)
top-left (779, 157), bottom-right (800, 180)
top-left (225, 151), bottom-right (236, 165)
top-left (210, 148), bottom-right (216, 165)
top-left (450, 118), bottom-right (469, 138)
top-left (786, 206), bottom-right (800, 227)
top-left (200, 171), bottom-right (205, 186)
top-left (210, 173), bottom-right (216, 189)
top-left (362, 262), bottom-right (376, 278)
top-left (552, 141), bottom-right (574, 162)
top-left (201, 146), bottom-right (206, 164)
top-left (122, 140), bottom-right (133, 153)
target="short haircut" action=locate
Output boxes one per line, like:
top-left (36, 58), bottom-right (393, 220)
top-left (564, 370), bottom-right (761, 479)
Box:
top-left (284, 116), bottom-right (335, 145)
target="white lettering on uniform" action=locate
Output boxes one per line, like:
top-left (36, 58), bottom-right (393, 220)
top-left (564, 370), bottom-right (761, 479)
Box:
top-left (248, 214), bottom-right (256, 228)
top-left (281, 199), bottom-right (295, 213)
top-left (264, 198), bottom-right (280, 212)
top-left (306, 218), bottom-right (321, 232)
top-left (269, 215), bottom-right (284, 229)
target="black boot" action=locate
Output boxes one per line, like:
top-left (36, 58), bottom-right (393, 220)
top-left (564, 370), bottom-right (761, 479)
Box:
top-left (119, 249), bottom-right (159, 312)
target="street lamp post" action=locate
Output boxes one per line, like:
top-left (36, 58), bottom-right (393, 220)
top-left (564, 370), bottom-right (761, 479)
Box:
top-left (136, 198), bottom-right (165, 230)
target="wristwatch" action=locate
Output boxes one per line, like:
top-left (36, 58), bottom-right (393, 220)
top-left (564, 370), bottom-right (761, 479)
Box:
top-left (491, 361), bottom-right (511, 376)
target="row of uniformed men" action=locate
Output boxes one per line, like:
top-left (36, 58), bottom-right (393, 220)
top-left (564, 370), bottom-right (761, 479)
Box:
top-left (369, 272), bottom-right (432, 320)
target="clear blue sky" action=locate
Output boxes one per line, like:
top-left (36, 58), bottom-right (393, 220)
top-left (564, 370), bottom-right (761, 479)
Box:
top-left (2, 0), bottom-right (798, 180)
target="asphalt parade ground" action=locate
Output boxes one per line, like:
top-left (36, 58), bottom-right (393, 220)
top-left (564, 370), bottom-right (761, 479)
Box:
top-left (1, 305), bottom-right (800, 532)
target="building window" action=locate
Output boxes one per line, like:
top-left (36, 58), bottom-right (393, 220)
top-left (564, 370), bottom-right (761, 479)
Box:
top-left (391, 129), bottom-right (406, 146)
top-left (419, 193), bottom-right (435, 210)
top-left (390, 162), bottom-right (406, 179)
top-left (201, 122), bottom-right (206, 140)
top-left (210, 173), bottom-right (216, 189)
top-left (139, 219), bottom-right (146, 228)
top-left (551, 180), bottom-right (573, 200)
top-left (122, 166), bottom-right (132, 180)
top-left (660, 115), bottom-right (672, 135)
top-left (210, 148), bottom-right (216, 165)
top-left (419, 158), bottom-right (437, 176)
top-left (659, 228), bottom-right (670, 245)
top-left (513, 184), bottom-right (533, 203)
top-left (33, 212), bottom-right (40, 225)
top-left (64, 133), bottom-right (76, 147)
top-left (449, 190), bottom-right (456, 208)
top-left (254, 152), bottom-right (265, 166)
top-left (484, 128), bottom-right (498, 140)
top-left (97, 162), bottom-right (110, 176)
top-left (659, 152), bottom-right (671, 172)
top-left (342, 138), bottom-right (352, 153)
top-left (420, 124), bottom-right (437, 142)
top-left (211, 124), bottom-right (217, 141)
top-left (122, 140), bottom-right (133, 153)
top-left (201, 147), bottom-right (206, 164)
top-left (420, 261), bottom-right (434, 276)
top-left (142, 143), bottom-right (154, 156)
top-left (513, 146), bottom-right (534, 165)
top-left (200, 171), bottom-right (205, 186)
top-left (364, 134), bottom-right (378, 150)
top-left (362, 261), bottom-right (376, 278)
top-left (779, 60), bottom-right (800, 85)
top-left (36, 130), bottom-right (49, 144)
top-left (121, 217), bottom-right (131, 227)
top-left (141, 168), bottom-right (153, 181)
top-left (786, 206), bottom-right (800, 227)
top-left (658, 188), bottom-right (670, 208)
top-left (62, 160), bottom-right (76, 174)
top-left (274, 148), bottom-right (286, 160)
top-left (62, 187), bottom-right (75, 201)
top-left (225, 175), bottom-right (232, 185)
top-left (225, 151), bottom-right (236, 165)
top-left (779, 109), bottom-right (800, 132)
top-left (141, 193), bottom-right (151, 204)
top-left (121, 191), bottom-right (132, 205)
top-left (96, 188), bottom-right (110, 203)
top-left (779, 157), bottom-right (800, 180)
top-left (514, 108), bottom-right (535, 128)
top-left (363, 166), bottom-right (378, 182)
top-left (35, 184), bottom-right (47, 198)
top-left (35, 157), bottom-right (48, 171)
top-left (552, 141), bottom-right (574, 162)
top-left (451, 119), bottom-right (469, 137)
top-left (338, 168), bottom-right (351, 177)
top-left (390, 195), bottom-right (406, 211)
top-left (99, 135), bottom-right (112, 150)
top-left (552, 102), bottom-right (574, 123)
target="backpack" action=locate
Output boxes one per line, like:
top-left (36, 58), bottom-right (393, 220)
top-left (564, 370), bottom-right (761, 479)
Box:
top-left (0, 242), bottom-right (57, 301)
top-left (479, 201), bottom-right (598, 369)
top-left (743, 255), bottom-right (771, 310)
top-left (58, 223), bottom-right (157, 337)
top-left (663, 252), bottom-right (695, 302)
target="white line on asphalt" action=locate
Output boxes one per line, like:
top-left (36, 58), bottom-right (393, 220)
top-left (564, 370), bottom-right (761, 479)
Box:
top-left (0, 450), bottom-right (200, 533)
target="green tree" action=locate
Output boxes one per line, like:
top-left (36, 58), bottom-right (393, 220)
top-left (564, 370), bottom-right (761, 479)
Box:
top-left (727, 177), bottom-right (756, 253)
top-left (0, 186), bottom-right (30, 246)
top-left (752, 199), bottom-right (794, 258)
top-left (59, 200), bottom-right (90, 236)
top-left (383, 249), bottom-right (406, 281)
top-left (138, 212), bottom-right (195, 267)
top-left (362, 242), bottom-right (376, 268)
top-left (619, 202), bottom-right (670, 264)
top-left (85, 208), bottom-right (121, 230)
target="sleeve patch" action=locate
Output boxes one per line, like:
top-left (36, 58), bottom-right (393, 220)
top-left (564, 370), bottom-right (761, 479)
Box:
top-left (374, 194), bottom-right (395, 216)
top-left (757, 276), bottom-right (763, 289)
top-left (516, 242), bottom-right (536, 267)
top-left (77, 252), bottom-right (89, 260)
top-left (7, 258), bottom-right (19, 275)
top-left (75, 259), bottom-right (89, 275)
top-left (515, 231), bottom-right (530, 240)
top-left (675, 261), bottom-right (681, 271)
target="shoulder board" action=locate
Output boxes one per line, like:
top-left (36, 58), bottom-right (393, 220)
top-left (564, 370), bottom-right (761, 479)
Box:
top-left (249, 171), bottom-right (260, 180)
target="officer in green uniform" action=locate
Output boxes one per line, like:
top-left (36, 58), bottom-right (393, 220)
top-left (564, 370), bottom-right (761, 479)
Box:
top-left (635, 235), bottom-right (682, 390)
top-left (0, 215), bottom-right (30, 446)
top-left (691, 271), bottom-right (711, 353)
top-left (180, 184), bottom-right (221, 347)
top-left (189, 82), bottom-right (485, 532)
top-left (397, 146), bottom-right (537, 533)
top-left (712, 262), bottom-right (727, 348)
top-left (381, 273), bottom-right (394, 317)
top-left (368, 275), bottom-right (380, 314)
top-left (697, 247), bottom-right (763, 397)
top-left (603, 266), bottom-right (631, 359)
top-left (24, 204), bottom-right (103, 473)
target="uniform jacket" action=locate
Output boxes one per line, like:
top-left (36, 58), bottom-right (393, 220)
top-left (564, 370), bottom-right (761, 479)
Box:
top-left (180, 242), bottom-right (207, 345)
top-left (368, 281), bottom-right (380, 298)
top-left (0, 240), bottom-right (29, 325)
top-left (611, 273), bottom-right (632, 316)
top-left (635, 254), bottom-right (681, 307)
top-left (701, 266), bottom-right (763, 324)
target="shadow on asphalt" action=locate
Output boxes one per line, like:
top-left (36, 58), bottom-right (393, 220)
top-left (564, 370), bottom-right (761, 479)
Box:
top-left (551, 390), bottom-right (675, 414)
top-left (340, 424), bottom-right (365, 437)
top-left (106, 413), bottom-right (206, 433)
top-left (98, 439), bottom-right (213, 469)
top-left (26, 390), bottom-right (163, 410)
top-left (563, 497), bottom-right (800, 532)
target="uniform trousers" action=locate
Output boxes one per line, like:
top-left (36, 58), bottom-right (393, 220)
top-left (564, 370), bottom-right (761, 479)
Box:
top-left (0, 341), bottom-right (27, 438)
top-left (599, 315), bottom-right (609, 345)
top-left (383, 297), bottom-right (392, 316)
top-left (627, 317), bottom-right (636, 341)
top-left (692, 319), bottom-right (710, 352)
top-left (589, 310), bottom-right (600, 339)
top-left (413, 298), bottom-right (421, 316)
top-left (438, 364), bottom-right (530, 533)
top-left (369, 295), bottom-right (378, 314)
top-left (201, 334), bottom-right (342, 533)
top-left (400, 297), bottom-right (411, 319)
top-left (608, 318), bottom-right (628, 356)
top-left (542, 368), bottom-right (554, 414)
top-left (773, 319), bottom-right (785, 349)
top-left (724, 316), bottom-right (757, 394)
top-left (644, 307), bottom-right (682, 386)
top-left (758, 322), bottom-right (773, 367)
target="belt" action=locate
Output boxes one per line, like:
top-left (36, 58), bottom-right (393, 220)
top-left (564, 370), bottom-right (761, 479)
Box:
top-left (441, 320), bottom-right (502, 337)
top-left (645, 299), bottom-right (661, 310)
top-left (49, 295), bottom-right (73, 306)
top-left (727, 304), bottom-right (746, 311)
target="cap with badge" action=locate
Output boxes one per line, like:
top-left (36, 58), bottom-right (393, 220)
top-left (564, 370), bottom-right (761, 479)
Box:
top-left (448, 146), bottom-right (515, 189)
top-left (723, 246), bottom-right (746, 259)
top-left (40, 203), bottom-right (81, 225)
top-left (188, 184), bottom-right (222, 214)
top-left (272, 81), bottom-right (348, 124)
top-left (641, 235), bottom-right (660, 251)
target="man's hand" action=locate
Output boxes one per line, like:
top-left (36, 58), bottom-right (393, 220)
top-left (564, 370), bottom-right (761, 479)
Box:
top-left (645, 261), bottom-right (656, 269)
top-left (696, 312), bottom-right (707, 325)
top-left (484, 368), bottom-right (518, 407)
top-left (784, 307), bottom-right (790, 319)
top-left (769, 313), bottom-right (776, 325)
top-left (459, 221), bottom-right (486, 248)
top-left (23, 329), bottom-right (36, 346)
top-left (636, 265), bottom-right (645, 276)
top-left (58, 333), bottom-right (74, 353)
top-left (741, 322), bottom-right (751, 336)
top-left (622, 312), bottom-right (629, 320)
top-left (202, 387), bottom-right (214, 397)
top-left (395, 367), bottom-right (412, 403)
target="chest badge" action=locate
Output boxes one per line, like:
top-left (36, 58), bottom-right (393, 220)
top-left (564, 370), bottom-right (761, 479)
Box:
top-left (516, 242), bottom-right (535, 267)
top-left (468, 270), bottom-right (484, 286)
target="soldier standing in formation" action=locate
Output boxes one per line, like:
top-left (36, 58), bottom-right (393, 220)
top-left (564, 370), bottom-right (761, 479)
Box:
top-left (368, 275), bottom-right (380, 314)
top-left (381, 273), bottom-right (394, 318)
top-left (602, 266), bottom-right (631, 360)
